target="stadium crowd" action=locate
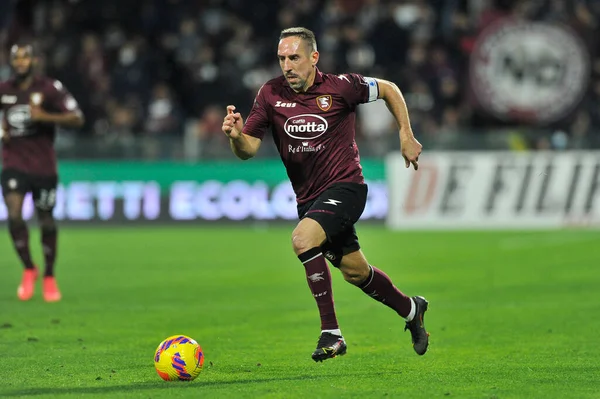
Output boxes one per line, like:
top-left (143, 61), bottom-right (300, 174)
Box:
top-left (1, 0), bottom-right (599, 159)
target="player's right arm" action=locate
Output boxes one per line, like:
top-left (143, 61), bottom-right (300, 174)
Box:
top-left (222, 105), bottom-right (261, 160)
top-left (223, 84), bottom-right (271, 160)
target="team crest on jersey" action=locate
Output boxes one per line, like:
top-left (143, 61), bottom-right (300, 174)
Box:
top-left (30, 92), bottom-right (43, 106)
top-left (316, 95), bottom-right (332, 111)
top-left (6, 105), bottom-right (32, 129)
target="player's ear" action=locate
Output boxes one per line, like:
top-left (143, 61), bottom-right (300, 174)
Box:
top-left (312, 50), bottom-right (319, 66)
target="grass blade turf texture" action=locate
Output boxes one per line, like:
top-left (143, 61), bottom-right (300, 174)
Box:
top-left (0, 227), bottom-right (598, 398)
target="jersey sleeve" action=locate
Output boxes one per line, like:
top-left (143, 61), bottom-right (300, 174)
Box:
top-left (337, 73), bottom-right (379, 108)
top-left (46, 80), bottom-right (81, 113)
top-left (243, 84), bottom-right (270, 139)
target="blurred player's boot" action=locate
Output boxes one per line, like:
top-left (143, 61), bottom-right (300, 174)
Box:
top-left (17, 267), bottom-right (39, 301)
top-left (404, 296), bottom-right (430, 355)
top-left (311, 332), bottom-right (347, 362)
top-left (43, 276), bottom-right (62, 302)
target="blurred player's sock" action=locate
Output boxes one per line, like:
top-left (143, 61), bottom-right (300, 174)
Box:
top-left (41, 227), bottom-right (57, 277)
top-left (298, 248), bottom-right (339, 330)
top-left (8, 219), bottom-right (35, 269)
top-left (43, 276), bottom-right (61, 302)
top-left (359, 265), bottom-right (414, 319)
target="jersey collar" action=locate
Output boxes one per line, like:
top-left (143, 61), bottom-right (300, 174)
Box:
top-left (8, 75), bottom-right (38, 88)
top-left (313, 67), bottom-right (324, 85)
top-left (302, 67), bottom-right (323, 92)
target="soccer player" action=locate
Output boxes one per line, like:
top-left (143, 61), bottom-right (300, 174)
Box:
top-left (0, 42), bottom-right (84, 302)
top-left (222, 27), bottom-right (429, 362)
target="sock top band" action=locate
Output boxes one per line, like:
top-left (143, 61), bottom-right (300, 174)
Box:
top-left (298, 247), bottom-right (323, 263)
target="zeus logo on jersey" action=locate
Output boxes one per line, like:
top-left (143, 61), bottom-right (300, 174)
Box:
top-left (284, 114), bottom-right (328, 140)
top-left (275, 101), bottom-right (296, 107)
top-left (1, 95), bottom-right (17, 104)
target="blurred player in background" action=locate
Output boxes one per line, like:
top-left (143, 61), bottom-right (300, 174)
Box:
top-left (0, 42), bottom-right (84, 302)
top-left (222, 27), bottom-right (428, 362)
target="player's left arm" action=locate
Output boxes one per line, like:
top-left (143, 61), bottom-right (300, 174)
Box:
top-left (30, 80), bottom-right (84, 128)
top-left (375, 79), bottom-right (422, 170)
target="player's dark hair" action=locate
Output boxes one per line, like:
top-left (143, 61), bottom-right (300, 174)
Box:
top-left (10, 40), bottom-right (35, 58)
top-left (279, 27), bottom-right (317, 53)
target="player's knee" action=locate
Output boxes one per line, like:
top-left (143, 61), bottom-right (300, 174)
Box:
top-left (291, 218), bottom-right (327, 255)
top-left (40, 222), bottom-right (56, 234)
top-left (7, 215), bottom-right (25, 230)
top-left (7, 210), bottom-right (24, 223)
top-left (291, 232), bottom-right (312, 255)
top-left (6, 201), bottom-right (23, 221)
top-left (291, 229), bottom-right (320, 255)
top-left (38, 213), bottom-right (56, 232)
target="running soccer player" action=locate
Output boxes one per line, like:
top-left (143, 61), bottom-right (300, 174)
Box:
top-left (222, 27), bottom-right (429, 362)
top-left (0, 42), bottom-right (84, 302)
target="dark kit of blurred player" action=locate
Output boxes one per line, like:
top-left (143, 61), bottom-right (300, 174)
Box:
top-left (0, 42), bottom-right (84, 302)
top-left (222, 27), bottom-right (430, 362)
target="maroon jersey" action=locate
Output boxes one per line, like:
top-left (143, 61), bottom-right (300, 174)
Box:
top-left (0, 76), bottom-right (80, 176)
top-left (244, 68), bottom-right (379, 205)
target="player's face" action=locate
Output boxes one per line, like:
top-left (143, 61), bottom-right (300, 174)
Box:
top-left (10, 47), bottom-right (33, 77)
top-left (278, 37), bottom-right (318, 92)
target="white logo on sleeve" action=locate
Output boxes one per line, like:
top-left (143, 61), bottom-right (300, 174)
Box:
top-left (337, 74), bottom-right (350, 83)
top-left (308, 272), bottom-right (325, 282)
top-left (323, 199), bottom-right (341, 206)
top-left (64, 96), bottom-right (78, 111)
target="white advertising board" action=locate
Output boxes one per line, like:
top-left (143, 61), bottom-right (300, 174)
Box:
top-left (386, 151), bottom-right (600, 229)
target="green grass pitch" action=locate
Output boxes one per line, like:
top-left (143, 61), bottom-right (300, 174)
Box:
top-left (0, 225), bottom-right (599, 399)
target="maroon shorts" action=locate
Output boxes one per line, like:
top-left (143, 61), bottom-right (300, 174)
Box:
top-left (1, 168), bottom-right (58, 211)
top-left (297, 182), bottom-right (368, 267)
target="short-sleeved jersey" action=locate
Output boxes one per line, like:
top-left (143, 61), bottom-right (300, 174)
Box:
top-left (243, 68), bottom-right (379, 205)
top-left (0, 76), bottom-right (80, 176)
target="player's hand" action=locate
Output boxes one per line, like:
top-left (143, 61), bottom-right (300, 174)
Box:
top-left (400, 133), bottom-right (422, 171)
top-left (222, 105), bottom-right (244, 140)
top-left (29, 104), bottom-right (48, 123)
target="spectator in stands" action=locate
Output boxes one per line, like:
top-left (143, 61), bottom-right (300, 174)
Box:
top-left (1, 0), bottom-right (598, 158)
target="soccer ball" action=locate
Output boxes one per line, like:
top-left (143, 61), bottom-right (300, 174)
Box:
top-left (154, 335), bottom-right (204, 381)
